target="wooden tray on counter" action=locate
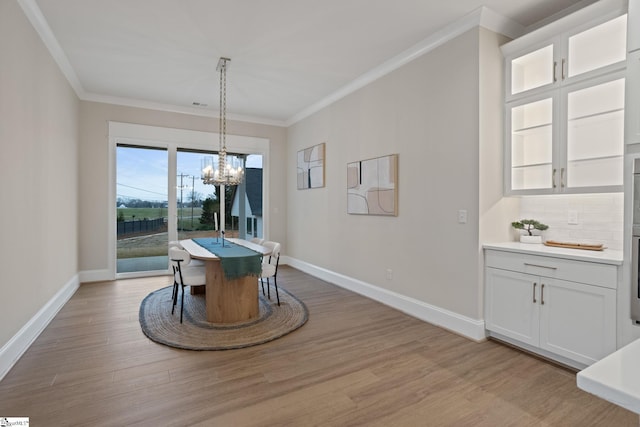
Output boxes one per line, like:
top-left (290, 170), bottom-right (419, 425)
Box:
top-left (543, 240), bottom-right (605, 251)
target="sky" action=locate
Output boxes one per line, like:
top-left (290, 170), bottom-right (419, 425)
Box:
top-left (116, 147), bottom-right (262, 203)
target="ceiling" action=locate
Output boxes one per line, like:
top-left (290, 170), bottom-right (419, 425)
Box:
top-left (28, 0), bottom-right (593, 126)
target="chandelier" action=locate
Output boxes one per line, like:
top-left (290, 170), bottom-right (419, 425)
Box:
top-left (202, 57), bottom-right (244, 186)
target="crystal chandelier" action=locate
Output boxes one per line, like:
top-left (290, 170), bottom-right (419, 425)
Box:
top-left (202, 57), bottom-right (244, 186)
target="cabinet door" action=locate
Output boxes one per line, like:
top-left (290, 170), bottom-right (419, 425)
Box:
top-left (564, 74), bottom-right (625, 190)
top-left (626, 51), bottom-right (640, 144)
top-left (539, 279), bottom-right (616, 366)
top-left (507, 95), bottom-right (556, 194)
top-left (507, 44), bottom-right (555, 99)
top-left (485, 268), bottom-right (539, 346)
top-left (566, 14), bottom-right (627, 80)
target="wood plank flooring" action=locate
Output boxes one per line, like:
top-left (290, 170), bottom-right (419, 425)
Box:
top-left (0, 266), bottom-right (636, 426)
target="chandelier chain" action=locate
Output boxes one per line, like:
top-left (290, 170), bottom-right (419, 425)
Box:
top-left (201, 57), bottom-right (243, 186)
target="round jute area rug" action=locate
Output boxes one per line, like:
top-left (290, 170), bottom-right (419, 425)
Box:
top-left (139, 285), bottom-right (308, 350)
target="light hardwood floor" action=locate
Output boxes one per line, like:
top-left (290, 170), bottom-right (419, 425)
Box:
top-left (0, 266), bottom-right (636, 426)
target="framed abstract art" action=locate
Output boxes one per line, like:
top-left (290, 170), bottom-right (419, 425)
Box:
top-left (297, 143), bottom-right (325, 189)
top-left (347, 154), bottom-right (398, 216)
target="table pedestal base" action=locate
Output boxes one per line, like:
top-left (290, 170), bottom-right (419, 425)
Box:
top-left (204, 260), bottom-right (259, 323)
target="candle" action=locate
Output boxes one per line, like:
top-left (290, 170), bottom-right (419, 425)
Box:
top-left (214, 212), bottom-right (218, 231)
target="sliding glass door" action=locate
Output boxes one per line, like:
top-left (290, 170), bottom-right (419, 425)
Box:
top-left (115, 144), bottom-right (263, 277)
top-left (116, 145), bottom-right (168, 274)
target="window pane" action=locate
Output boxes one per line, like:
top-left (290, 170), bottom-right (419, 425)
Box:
top-left (116, 146), bottom-right (168, 273)
top-left (177, 150), bottom-right (220, 241)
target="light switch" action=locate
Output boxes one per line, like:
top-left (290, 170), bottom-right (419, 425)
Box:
top-left (458, 209), bottom-right (467, 224)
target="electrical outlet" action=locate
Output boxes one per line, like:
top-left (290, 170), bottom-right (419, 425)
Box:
top-left (458, 209), bottom-right (467, 224)
top-left (386, 269), bottom-right (393, 280)
top-left (568, 210), bottom-right (579, 225)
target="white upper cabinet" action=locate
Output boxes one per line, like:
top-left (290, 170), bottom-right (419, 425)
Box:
top-left (503, 2), bottom-right (627, 195)
top-left (506, 13), bottom-right (627, 102)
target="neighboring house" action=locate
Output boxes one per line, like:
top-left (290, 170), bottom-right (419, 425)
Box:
top-left (230, 168), bottom-right (263, 238)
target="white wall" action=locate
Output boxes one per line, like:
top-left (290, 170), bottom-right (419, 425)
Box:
top-left (286, 28), bottom-right (510, 326)
top-left (0, 0), bottom-right (79, 348)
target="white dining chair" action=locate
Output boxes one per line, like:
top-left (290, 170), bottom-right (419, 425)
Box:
top-left (169, 240), bottom-right (204, 267)
top-left (259, 241), bottom-right (281, 306)
top-left (250, 237), bottom-right (265, 245)
top-left (169, 247), bottom-right (206, 323)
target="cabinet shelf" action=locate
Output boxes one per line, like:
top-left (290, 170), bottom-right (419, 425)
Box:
top-left (512, 161), bottom-right (552, 169)
top-left (512, 122), bottom-right (552, 135)
top-left (568, 108), bottom-right (624, 124)
top-left (567, 154), bottom-right (621, 163)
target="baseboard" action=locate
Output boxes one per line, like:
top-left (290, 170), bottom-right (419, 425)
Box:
top-left (282, 256), bottom-right (487, 342)
top-left (79, 268), bottom-right (112, 283)
top-left (0, 274), bottom-right (80, 381)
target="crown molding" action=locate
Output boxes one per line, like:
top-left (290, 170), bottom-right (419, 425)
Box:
top-left (285, 6), bottom-right (523, 126)
top-left (82, 93), bottom-right (286, 127)
top-left (19, 0), bottom-right (520, 129)
top-left (18, 0), bottom-right (285, 127)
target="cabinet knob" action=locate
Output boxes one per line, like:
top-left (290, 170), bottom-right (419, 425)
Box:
top-left (541, 284), bottom-right (545, 305)
top-left (533, 282), bottom-right (537, 303)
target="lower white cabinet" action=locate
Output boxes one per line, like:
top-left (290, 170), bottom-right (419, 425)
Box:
top-left (485, 249), bottom-right (617, 367)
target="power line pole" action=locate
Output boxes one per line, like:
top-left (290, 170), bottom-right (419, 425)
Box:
top-left (177, 173), bottom-right (190, 231)
top-left (191, 175), bottom-right (195, 230)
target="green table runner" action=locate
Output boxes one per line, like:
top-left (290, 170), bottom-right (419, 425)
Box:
top-left (192, 238), bottom-right (262, 280)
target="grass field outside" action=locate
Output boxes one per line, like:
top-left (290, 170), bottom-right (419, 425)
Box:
top-left (117, 229), bottom-right (240, 258)
top-left (117, 207), bottom-right (203, 221)
top-left (116, 207), bottom-right (244, 259)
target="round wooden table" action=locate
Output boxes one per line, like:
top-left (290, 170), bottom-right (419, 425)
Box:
top-left (180, 238), bottom-right (270, 323)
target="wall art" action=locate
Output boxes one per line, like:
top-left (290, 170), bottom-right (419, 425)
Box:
top-left (347, 154), bottom-right (398, 216)
top-left (297, 143), bottom-right (325, 189)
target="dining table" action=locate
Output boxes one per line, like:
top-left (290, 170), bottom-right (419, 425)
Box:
top-left (179, 237), bottom-right (271, 324)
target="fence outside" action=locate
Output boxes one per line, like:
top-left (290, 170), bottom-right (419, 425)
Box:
top-left (117, 218), bottom-right (166, 237)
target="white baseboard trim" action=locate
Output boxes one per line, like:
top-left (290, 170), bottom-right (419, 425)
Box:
top-left (0, 274), bottom-right (80, 382)
top-left (79, 268), bottom-right (112, 283)
top-left (282, 256), bottom-right (487, 342)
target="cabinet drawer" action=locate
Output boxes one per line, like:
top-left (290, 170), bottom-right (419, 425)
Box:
top-left (485, 250), bottom-right (617, 289)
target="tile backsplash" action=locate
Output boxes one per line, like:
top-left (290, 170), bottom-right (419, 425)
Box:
top-left (517, 193), bottom-right (623, 251)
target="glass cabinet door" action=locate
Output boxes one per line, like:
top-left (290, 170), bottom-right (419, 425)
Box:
top-left (565, 77), bottom-right (625, 189)
top-left (567, 14), bottom-right (627, 79)
top-left (510, 45), bottom-right (554, 96)
top-left (510, 97), bottom-right (554, 191)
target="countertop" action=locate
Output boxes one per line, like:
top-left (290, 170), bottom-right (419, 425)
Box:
top-left (577, 338), bottom-right (640, 415)
top-left (483, 242), bottom-right (623, 265)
